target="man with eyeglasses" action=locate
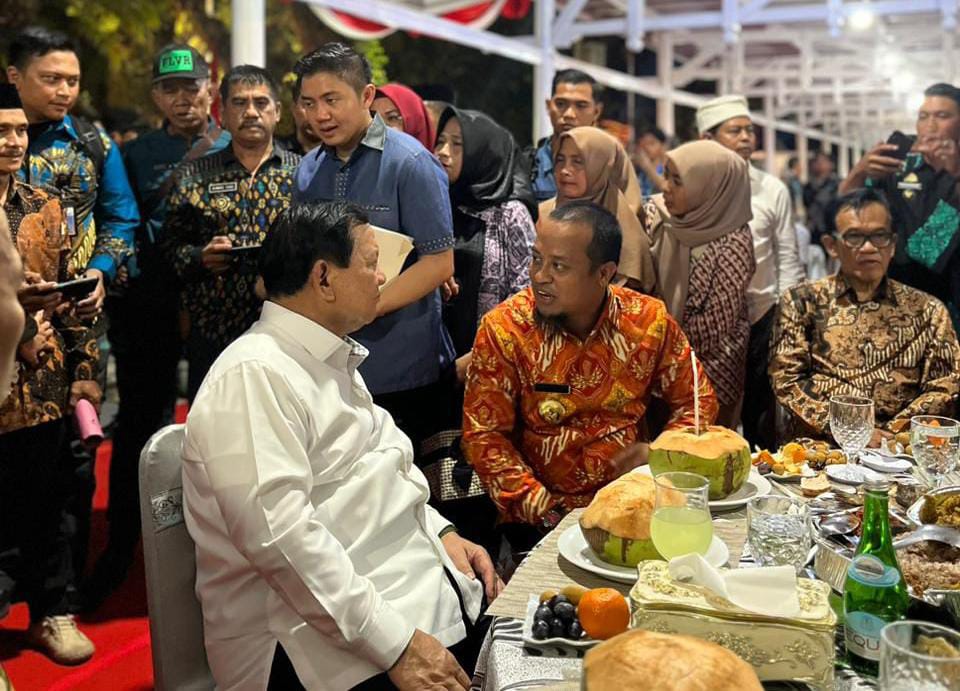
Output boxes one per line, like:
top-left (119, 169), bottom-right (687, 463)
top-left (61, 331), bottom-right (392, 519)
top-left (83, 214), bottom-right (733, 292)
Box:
top-left (697, 95), bottom-right (805, 451)
top-left (528, 70), bottom-right (604, 202)
top-left (770, 188), bottom-right (960, 445)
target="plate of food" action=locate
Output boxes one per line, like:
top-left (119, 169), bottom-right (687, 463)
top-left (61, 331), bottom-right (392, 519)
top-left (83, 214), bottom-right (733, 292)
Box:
top-left (907, 486), bottom-right (960, 528)
top-left (753, 440), bottom-right (847, 482)
top-left (522, 591), bottom-right (596, 654)
top-left (860, 451), bottom-right (913, 474)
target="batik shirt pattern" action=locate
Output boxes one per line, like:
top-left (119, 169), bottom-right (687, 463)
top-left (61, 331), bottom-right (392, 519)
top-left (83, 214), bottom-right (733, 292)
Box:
top-left (0, 181), bottom-right (99, 433)
top-left (164, 145), bottom-right (300, 350)
top-left (770, 274), bottom-right (960, 438)
top-left (462, 286), bottom-right (718, 524)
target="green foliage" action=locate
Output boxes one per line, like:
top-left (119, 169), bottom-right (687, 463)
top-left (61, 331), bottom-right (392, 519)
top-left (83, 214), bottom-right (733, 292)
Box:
top-left (356, 40), bottom-right (389, 86)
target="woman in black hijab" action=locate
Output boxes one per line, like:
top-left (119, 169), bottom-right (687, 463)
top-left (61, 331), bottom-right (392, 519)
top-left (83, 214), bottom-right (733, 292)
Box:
top-left (434, 106), bottom-right (536, 381)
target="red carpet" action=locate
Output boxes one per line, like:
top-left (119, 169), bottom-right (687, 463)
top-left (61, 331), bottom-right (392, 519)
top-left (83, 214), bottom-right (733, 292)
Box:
top-left (1, 408), bottom-right (188, 690)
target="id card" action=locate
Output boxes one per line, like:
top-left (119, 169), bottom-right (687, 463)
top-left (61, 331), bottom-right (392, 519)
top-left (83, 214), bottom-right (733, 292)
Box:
top-left (65, 205), bottom-right (77, 237)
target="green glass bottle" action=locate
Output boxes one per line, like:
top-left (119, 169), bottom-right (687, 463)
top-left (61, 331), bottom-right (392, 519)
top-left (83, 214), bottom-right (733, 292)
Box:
top-left (842, 479), bottom-right (910, 676)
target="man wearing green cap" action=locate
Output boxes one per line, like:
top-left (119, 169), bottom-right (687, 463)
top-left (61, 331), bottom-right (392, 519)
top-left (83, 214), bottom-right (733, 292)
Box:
top-left (82, 44), bottom-right (231, 609)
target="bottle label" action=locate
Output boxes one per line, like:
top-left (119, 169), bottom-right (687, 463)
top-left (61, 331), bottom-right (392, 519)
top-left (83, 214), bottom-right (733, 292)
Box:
top-left (845, 611), bottom-right (886, 661)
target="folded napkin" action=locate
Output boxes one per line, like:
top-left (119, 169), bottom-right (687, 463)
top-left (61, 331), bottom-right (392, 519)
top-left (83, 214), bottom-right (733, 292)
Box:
top-left (668, 553), bottom-right (801, 618)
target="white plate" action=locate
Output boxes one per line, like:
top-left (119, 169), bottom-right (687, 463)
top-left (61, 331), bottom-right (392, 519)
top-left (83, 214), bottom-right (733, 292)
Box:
top-left (825, 464), bottom-right (885, 485)
top-left (860, 452), bottom-right (913, 474)
top-left (521, 594), bottom-right (597, 654)
top-left (556, 524), bottom-right (730, 583)
top-left (633, 465), bottom-right (772, 511)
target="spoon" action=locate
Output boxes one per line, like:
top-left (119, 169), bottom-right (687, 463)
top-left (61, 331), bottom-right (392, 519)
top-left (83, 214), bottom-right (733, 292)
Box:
top-left (818, 512), bottom-right (861, 549)
top-left (892, 525), bottom-right (960, 550)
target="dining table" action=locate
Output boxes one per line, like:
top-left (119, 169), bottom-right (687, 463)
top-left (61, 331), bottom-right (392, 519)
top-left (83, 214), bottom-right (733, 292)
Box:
top-left (469, 463), bottom-right (960, 691)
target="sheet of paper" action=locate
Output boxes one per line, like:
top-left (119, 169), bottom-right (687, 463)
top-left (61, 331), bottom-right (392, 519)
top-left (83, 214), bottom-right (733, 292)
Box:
top-left (371, 225), bottom-right (414, 288)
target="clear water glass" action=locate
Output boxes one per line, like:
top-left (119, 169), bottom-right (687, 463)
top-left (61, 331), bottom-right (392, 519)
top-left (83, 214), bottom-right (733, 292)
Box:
top-left (746, 495), bottom-right (812, 573)
top-left (910, 416), bottom-right (960, 489)
top-left (830, 395), bottom-right (874, 464)
top-left (879, 620), bottom-right (960, 690)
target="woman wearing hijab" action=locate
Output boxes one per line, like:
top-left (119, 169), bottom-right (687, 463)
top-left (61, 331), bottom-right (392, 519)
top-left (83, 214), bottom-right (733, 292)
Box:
top-left (646, 140), bottom-right (756, 426)
top-left (371, 83), bottom-right (435, 150)
top-left (542, 127), bottom-right (658, 295)
top-left (434, 106), bottom-right (537, 379)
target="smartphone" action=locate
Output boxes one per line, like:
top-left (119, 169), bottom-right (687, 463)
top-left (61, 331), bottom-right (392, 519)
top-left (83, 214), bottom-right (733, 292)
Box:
top-left (886, 130), bottom-right (914, 161)
top-left (229, 244), bottom-right (262, 255)
top-left (51, 276), bottom-right (99, 300)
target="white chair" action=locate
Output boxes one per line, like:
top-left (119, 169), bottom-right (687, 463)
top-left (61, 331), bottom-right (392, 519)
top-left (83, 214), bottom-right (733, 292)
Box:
top-left (139, 424), bottom-right (214, 691)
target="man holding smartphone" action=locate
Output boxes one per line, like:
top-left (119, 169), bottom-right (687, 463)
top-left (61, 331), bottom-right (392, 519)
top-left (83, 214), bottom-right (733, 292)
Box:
top-left (0, 84), bottom-right (100, 665)
top-left (841, 82), bottom-right (960, 330)
top-left (163, 65), bottom-right (298, 400)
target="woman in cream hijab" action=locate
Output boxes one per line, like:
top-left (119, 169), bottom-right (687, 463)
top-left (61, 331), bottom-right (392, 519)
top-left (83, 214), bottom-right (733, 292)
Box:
top-left (646, 140), bottom-right (756, 426)
top-left (540, 127), bottom-right (658, 295)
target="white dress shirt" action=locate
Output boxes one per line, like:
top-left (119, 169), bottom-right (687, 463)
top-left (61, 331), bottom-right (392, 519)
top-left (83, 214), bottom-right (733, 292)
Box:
top-left (182, 301), bottom-right (482, 690)
top-left (747, 165), bottom-right (806, 324)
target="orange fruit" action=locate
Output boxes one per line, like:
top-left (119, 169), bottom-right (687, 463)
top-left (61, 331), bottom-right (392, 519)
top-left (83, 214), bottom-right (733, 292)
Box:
top-left (577, 588), bottom-right (630, 640)
top-left (927, 419), bottom-right (947, 447)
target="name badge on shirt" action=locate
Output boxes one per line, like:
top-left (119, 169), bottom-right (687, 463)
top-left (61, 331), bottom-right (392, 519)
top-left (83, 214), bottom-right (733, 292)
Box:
top-left (534, 382), bottom-right (571, 394)
top-left (64, 205), bottom-right (77, 237)
top-left (208, 181), bottom-right (238, 194)
top-left (897, 181), bottom-right (922, 192)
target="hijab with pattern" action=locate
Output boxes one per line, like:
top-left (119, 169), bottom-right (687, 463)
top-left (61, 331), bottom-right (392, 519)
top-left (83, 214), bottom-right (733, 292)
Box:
top-left (540, 126), bottom-right (657, 294)
top-left (376, 83), bottom-right (435, 151)
top-left (654, 139), bottom-right (753, 318)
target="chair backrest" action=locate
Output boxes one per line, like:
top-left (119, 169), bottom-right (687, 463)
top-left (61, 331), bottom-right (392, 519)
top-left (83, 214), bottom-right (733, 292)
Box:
top-left (139, 424), bottom-right (214, 691)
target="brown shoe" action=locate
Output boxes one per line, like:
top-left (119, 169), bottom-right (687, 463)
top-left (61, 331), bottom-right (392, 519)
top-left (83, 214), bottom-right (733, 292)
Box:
top-left (26, 615), bottom-right (94, 665)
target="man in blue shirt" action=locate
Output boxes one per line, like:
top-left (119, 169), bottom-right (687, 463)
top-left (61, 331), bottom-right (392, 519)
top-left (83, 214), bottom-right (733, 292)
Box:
top-left (292, 43), bottom-right (454, 448)
top-left (526, 69), bottom-right (604, 202)
top-left (83, 45), bottom-right (231, 608)
top-left (6, 26), bottom-right (138, 313)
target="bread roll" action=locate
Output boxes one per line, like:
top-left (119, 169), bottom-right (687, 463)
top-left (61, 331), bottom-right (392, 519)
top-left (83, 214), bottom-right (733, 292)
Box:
top-left (583, 629), bottom-right (762, 690)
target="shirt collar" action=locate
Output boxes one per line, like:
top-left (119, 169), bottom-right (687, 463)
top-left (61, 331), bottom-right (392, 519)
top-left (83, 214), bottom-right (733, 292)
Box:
top-left (3, 177), bottom-right (26, 208)
top-left (260, 301), bottom-right (368, 369)
top-left (321, 113), bottom-right (387, 163)
top-left (833, 273), bottom-right (897, 306)
top-left (221, 140), bottom-right (284, 168)
top-left (536, 287), bottom-right (620, 343)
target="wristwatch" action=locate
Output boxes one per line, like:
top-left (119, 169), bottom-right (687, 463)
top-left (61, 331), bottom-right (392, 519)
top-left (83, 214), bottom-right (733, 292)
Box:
top-left (539, 508), bottom-right (564, 532)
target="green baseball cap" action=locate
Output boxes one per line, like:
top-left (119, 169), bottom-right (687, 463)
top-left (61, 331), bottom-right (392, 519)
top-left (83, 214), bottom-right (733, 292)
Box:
top-left (152, 44), bottom-right (209, 83)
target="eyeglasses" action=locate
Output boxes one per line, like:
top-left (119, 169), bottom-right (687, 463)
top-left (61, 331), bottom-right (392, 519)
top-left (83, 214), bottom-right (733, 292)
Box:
top-left (835, 231), bottom-right (895, 249)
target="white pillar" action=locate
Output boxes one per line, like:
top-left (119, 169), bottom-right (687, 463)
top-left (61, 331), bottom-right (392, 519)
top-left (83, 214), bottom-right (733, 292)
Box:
top-left (533, 0), bottom-right (555, 143)
top-left (231, 0), bottom-right (265, 67)
top-left (764, 95), bottom-right (777, 174)
top-left (838, 111), bottom-right (850, 178)
top-left (656, 33), bottom-right (675, 136)
top-left (797, 111), bottom-right (809, 182)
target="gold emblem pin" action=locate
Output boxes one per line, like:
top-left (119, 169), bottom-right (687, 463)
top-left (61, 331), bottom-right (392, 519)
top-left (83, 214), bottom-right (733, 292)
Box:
top-left (539, 398), bottom-right (566, 424)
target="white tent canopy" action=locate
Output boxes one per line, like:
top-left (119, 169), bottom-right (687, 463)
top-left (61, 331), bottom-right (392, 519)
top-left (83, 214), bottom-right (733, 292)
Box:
top-left (232, 0), bottom-right (959, 175)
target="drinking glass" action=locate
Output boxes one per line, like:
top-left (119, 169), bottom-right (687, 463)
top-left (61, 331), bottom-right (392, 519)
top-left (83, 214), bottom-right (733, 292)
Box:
top-left (910, 416), bottom-right (960, 489)
top-left (650, 472), bottom-right (713, 560)
top-left (830, 395), bottom-right (874, 464)
top-left (747, 495), bottom-right (812, 573)
top-left (879, 620), bottom-right (960, 690)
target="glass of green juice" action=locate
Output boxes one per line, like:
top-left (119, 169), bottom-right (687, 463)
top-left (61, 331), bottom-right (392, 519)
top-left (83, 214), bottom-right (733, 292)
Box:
top-left (650, 471), bottom-right (713, 560)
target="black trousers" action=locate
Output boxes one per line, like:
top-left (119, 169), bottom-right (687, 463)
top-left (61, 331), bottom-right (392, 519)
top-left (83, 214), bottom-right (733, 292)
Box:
top-left (0, 420), bottom-right (71, 621)
top-left (105, 286), bottom-right (181, 555)
top-left (741, 306), bottom-right (777, 450)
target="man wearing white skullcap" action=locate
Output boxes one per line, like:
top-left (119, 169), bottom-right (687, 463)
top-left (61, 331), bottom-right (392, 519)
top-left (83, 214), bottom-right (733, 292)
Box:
top-left (697, 94), bottom-right (805, 450)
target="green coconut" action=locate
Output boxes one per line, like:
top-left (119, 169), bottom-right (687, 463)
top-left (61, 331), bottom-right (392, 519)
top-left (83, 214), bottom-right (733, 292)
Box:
top-left (579, 474), bottom-right (674, 567)
top-left (648, 426), bottom-right (751, 500)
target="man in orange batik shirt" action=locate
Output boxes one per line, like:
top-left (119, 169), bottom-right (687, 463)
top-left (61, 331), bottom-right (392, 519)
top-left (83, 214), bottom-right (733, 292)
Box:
top-left (462, 202), bottom-right (717, 550)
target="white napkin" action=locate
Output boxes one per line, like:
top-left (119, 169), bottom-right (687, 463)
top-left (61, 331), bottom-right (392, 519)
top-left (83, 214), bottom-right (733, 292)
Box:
top-left (668, 553), bottom-right (801, 618)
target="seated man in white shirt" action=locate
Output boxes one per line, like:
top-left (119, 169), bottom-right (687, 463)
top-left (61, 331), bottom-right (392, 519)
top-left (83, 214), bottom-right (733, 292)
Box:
top-left (181, 201), bottom-right (501, 691)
